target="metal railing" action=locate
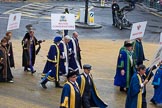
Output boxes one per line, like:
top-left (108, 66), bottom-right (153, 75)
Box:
top-left (143, 0), bottom-right (162, 11)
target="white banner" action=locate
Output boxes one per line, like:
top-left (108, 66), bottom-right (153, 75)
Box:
top-left (160, 32), bottom-right (162, 45)
top-left (149, 46), bottom-right (162, 69)
top-left (51, 14), bottom-right (75, 30)
top-left (130, 21), bottom-right (147, 40)
top-left (7, 13), bottom-right (21, 31)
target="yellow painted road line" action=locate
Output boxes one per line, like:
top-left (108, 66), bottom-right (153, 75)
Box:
top-left (20, 11), bottom-right (36, 16)
top-left (31, 2), bottom-right (52, 7)
top-left (21, 3), bottom-right (51, 10)
top-left (22, 6), bottom-right (45, 10)
top-left (3, 8), bottom-right (21, 14)
top-left (150, 12), bottom-right (162, 18)
top-left (18, 8), bottom-right (42, 12)
top-left (4, 10), bottom-right (38, 18)
top-left (27, 3), bottom-right (53, 9)
top-left (21, 3), bottom-right (33, 8)
top-left (3, 3), bottom-right (37, 14)
top-left (22, 14), bottom-right (38, 18)
top-left (40, 16), bottom-right (51, 20)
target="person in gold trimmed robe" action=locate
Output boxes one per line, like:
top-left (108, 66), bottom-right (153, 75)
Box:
top-left (60, 70), bottom-right (81, 108)
top-left (40, 36), bottom-right (62, 89)
top-left (125, 64), bottom-right (148, 108)
top-left (76, 64), bottom-right (108, 108)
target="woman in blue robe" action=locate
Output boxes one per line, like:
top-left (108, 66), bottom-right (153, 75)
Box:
top-left (151, 64), bottom-right (162, 105)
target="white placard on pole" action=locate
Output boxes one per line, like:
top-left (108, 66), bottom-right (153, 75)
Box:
top-left (7, 13), bottom-right (21, 31)
top-left (130, 21), bottom-right (147, 40)
top-left (149, 46), bottom-right (162, 69)
top-left (51, 14), bottom-right (75, 30)
top-left (160, 32), bottom-right (162, 45)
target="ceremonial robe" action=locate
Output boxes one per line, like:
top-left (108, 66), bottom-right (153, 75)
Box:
top-left (22, 33), bottom-right (39, 67)
top-left (151, 65), bottom-right (162, 104)
top-left (114, 48), bottom-right (134, 88)
top-left (71, 37), bottom-right (82, 69)
top-left (133, 40), bottom-right (145, 66)
top-left (60, 81), bottom-right (81, 108)
top-left (125, 73), bottom-right (143, 108)
top-left (76, 73), bottom-right (108, 108)
top-left (6, 41), bottom-right (15, 68)
top-left (42, 43), bottom-right (60, 82)
top-left (0, 45), bottom-right (13, 81)
top-left (58, 42), bottom-right (66, 75)
top-left (68, 40), bottom-right (79, 71)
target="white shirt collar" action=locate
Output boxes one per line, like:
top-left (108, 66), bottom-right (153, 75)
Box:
top-left (83, 72), bottom-right (89, 77)
top-left (69, 81), bottom-right (76, 85)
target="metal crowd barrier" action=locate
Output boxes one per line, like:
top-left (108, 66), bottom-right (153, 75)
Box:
top-left (143, 0), bottom-right (162, 11)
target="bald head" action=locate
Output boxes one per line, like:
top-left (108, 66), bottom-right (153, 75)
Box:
top-left (72, 31), bottom-right (79, 38)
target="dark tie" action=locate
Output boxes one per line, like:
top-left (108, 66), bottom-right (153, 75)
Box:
top-left (87, 75), bottom-right (91, 85)
top-left (73, 83), bottom-right (79, 93)
top-left (74, 38), bottom-right (79, 51)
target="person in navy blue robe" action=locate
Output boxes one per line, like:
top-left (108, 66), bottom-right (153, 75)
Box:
top-left (125, 64), bottom-right (148, 108)
top-left (68, 36), bottom-right (79, 74)
top-left (58, 41), bottom-right (66, 76)
top-left (40, 36), bottom-right (62, 89)
top-left (114, 41), bottom-right (135, 92)
top-left (151, 63), bottom-right (162, 105)
top-left (60, 69), bottom-right (81, 108)
top-left (76, 64), bottom-right (108, 108)
top-left (133, 38), bottom-right (145, 67)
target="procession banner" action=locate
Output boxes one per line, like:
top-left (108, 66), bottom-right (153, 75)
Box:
top-left (160, 32), bottom-right (162, 45)
top-left (7, 13), bottom-right (21, 31)
top-left (149, 46), bottom-right (162, 69)
top-left (130, 21), bottom-right (147, 40)
top-left (51, 14), bottom-right (75, 30)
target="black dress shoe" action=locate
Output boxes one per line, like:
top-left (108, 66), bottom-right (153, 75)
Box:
top-left (150, 99), bottom-right (156, 105)
top-left (120, 87), bottom-right (127, 92)
top-left (41, 83), bottom-right (47, 89)
top-left (31, 70), bottom-right (36, 74)
top-left (24, 68), bottom-right (30, 72)
top-left (55, 81), bottom-right (63, 88)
